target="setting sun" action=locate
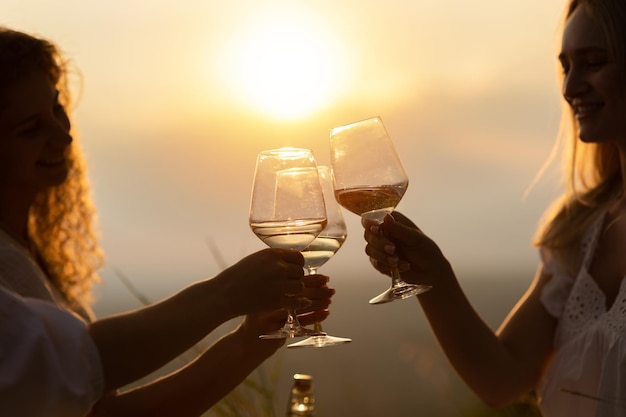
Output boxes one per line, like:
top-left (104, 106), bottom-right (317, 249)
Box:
top-left (216, 7), bottom-right (347, 120)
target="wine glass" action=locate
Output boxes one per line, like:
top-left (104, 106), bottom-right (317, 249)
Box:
top-left (249, 147), bottom-right (327, 339)
top-left (329, 116), bottom-right (432, 304)
top-left (288, 166), bottom-right (352, 349)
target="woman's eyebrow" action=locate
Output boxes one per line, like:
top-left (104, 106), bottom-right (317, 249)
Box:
top-left (558, 45), bottom-right (608, 61)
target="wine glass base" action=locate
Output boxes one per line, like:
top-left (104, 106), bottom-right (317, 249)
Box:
top-left (287, 333), bottom-right (353, 348)
top-left (259, 325), bottom-right (316, 340)
top-left (369, 283), bottom-right (432, 305)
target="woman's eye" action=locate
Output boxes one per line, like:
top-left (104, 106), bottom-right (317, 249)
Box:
top-left (584, 52), bottom-right (608, 69)
top-left (18, 121), bottom-right (41, 136)
top-left (587, 60), bottom-right (606, 69)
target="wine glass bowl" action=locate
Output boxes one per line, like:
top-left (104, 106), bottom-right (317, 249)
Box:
top-left (334, 183), bottom-right (408, 223)
top-left (251, 167), bottom-right (328, 251)
top-left (330, 116), bottom-right (432, 304)
top-left (249, 148), bottom-right (327, 338)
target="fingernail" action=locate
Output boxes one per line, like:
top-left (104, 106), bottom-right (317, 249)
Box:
top-left (387, 256), bottom-right (399, 266)
top-left (370, 225), bottom-right (380, 234)
top-left (384, 243), bottom-right (395, 255)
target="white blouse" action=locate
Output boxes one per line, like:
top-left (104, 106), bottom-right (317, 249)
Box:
top-left (0, 228), bottom-right (92, 320)
top-left (538, 212), bottom-right (626, 417)
top-left (0, 229), bottom-right (104, 416)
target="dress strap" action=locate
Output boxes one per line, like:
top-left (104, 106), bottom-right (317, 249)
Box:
top-left (580, 212), bottom-right (605, 270)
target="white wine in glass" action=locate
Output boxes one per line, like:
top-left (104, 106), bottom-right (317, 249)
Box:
top-left (288, 166), bottom-right (352, 348)
top-left (249, 148), bottom-right (327, 339)
top-left (330, 116), bottom-right (432, 304)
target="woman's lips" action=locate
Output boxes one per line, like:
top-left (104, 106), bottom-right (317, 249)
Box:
top-left (572, 102), bottom-right (604, 119)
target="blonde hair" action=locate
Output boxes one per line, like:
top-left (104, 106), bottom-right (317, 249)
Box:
top-left (0, 28), bottom-right (104, 311)
top-left (534, 0), bottom-right (625, 272)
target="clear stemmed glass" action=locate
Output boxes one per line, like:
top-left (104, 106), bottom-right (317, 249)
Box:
top-left (288, 166), bottom-right (352, 348)
top-left (249, 147), bottom-right (328, 339)
top-left (330, 116), bottom-right (432, 304)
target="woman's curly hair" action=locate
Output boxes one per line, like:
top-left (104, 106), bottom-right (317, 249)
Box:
top-left (0, 27), bottom-right (104, 311)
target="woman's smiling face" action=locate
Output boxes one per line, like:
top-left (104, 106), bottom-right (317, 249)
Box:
top-left (0, 70), bottom-right (72, 199)
top-left (560, 5), bottom-right (626, 144)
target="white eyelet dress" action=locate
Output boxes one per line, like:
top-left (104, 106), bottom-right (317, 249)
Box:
top-left (538, 212), bottom-right (626, 417)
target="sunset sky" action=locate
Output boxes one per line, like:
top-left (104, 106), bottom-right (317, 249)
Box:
top-left (4, 0), bottom-right (574, 414)
top-left (3, 0), bottom-right (569, 300)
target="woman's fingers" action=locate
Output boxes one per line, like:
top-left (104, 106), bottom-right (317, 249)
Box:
top-left (296, 309), bottom-right (330, 326)
top-left (302, 274), bottom-right (329, 288)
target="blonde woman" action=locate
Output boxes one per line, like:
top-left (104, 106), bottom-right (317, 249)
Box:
top-left (363, 1), bottom-right (626, 416)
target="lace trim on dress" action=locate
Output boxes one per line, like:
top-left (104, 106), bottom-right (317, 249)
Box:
top-left (549, 211), bottom-right (626, 345)
top-left (604, 279), bottom-right (626, 337)
top-left (539, 213), bottom-right (606, 319)
top-left (558, 270), bottom-right (606, 343)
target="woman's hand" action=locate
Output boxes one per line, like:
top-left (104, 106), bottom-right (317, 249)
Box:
top-left (296, 274), bottom-right (334, 326)
top-left (237, 274), bottom-right (335, 352)
top-left (362, 212), bottom-right (453, 288)
top-left (213, 248), bottom-right (310, 319)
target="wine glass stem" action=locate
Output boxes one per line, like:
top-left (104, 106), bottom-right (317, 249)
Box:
top-left (391, 267), bottom-right (403, 287)
top-left (286, 309), bottom-right (300, 328)
top-left (313, 321), bottom-right (324, 333)
top-left (377, 218), bottom-right (404, 288)
top-left (305, 266), bottom-right (324, 332)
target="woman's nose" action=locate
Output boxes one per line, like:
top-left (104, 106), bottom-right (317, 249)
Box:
top-left (562, 67), bottom-right (588, 102)
top-left (48, 120), bottom-right (73, 146)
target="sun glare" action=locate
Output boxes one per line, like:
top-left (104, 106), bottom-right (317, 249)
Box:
top-left (217, 8), bottom-right (345, 120)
